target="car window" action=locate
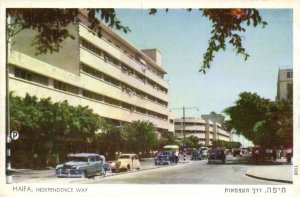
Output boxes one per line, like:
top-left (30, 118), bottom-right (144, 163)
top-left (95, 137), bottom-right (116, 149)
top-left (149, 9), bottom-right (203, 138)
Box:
top-left (68, 156), bottom-right (88, 162)
top-left (119, 155), bottom-right (131, 159)
top-left (95, 155), bottom-right (102, 161)
top-left (89, 156), bottom-right (96, 162)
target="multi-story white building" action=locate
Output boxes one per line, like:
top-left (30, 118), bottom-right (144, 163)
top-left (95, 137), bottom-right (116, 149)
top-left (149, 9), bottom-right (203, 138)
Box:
top-left (174, 114), bottom-right (230, 146)
top-left (8, 10), bottom-right (172, 133)
top-left (276, 68), bottom-right (293, 101)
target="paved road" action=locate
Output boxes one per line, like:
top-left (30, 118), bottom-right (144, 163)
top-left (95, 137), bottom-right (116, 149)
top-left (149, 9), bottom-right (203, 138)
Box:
top-left (12, 155), bottom-right (287, 184)
top-left (80, 159), bottom-right (283, 184)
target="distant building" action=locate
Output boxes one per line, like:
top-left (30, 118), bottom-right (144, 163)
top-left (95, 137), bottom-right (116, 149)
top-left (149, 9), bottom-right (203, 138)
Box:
top-left (8, 10), bottom-right (172, 134)
top-left (276, 68), bottom-right (293, 101)
top-left (174, 113), bottom-right (230, 146)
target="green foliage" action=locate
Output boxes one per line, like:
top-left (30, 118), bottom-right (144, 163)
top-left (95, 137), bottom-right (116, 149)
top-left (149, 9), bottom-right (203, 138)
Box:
top-left (224, 92), bottom-right (272, 143)
top-left (185, 135), bottom-right (201, 148)
top-left (224, 92), bottom-right (292, 148)
top-left (200, 9), bottom-right (267, 73)
top-left (96, 119), bottom-right (124, 158)
top-left (9, 92), bottom-right (101, 168)
top-left (122, 120), bottom-right (158, 155)
top-left (157, 131), bottom-right (179, 149)
top-left (212, 140), bottom-right (241, 149)
top-left (7, 9), bottom-right (130, 55)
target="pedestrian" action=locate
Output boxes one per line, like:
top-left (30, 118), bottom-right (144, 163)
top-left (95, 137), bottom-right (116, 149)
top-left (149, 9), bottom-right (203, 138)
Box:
top-left (175, 150), bottom-right (179, 164)
top-left (286, 147), bottom-right (292, 163)
top-left (277, 149), bottom-right (281, 159)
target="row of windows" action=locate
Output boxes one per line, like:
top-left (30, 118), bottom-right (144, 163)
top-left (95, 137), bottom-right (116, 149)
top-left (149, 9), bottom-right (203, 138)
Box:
top-left (80, 39), bottom-right (168, 94)
top-left (175, 130), bottom-right (206, 134)
top-left (175, 122), bottom-right (206, 126)
top-left (99, 32), bottom-right (164, 79)
top-left (15, 67), bottom-right (49, 86)
top-left (13, 66), bottom-right (168, 121)
top-left (82, 89), bottom-right (168, 120)
top-left (81, 63), bottom-right (168, 107)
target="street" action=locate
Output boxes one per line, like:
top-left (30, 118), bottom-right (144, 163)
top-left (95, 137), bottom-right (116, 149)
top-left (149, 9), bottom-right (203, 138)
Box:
top-left (12, 155), bottom-right (286, 184)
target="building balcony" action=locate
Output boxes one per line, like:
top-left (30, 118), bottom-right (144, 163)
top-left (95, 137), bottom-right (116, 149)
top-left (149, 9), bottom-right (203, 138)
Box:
top-left (80, 48), bottom-right (169, 102)
top-left (80, 72), bottom-right (169, 115)
top-left (79, 24), bottom-right (169, 89)
top-left (9, 77), bottom-right (169, 130)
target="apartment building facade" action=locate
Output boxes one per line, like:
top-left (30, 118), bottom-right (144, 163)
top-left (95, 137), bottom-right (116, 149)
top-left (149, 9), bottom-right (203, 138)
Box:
top-left (174, 115), bottom-right (230, 146)
top-left (8, 10), bottom-right (171, 133)
top-left (276, 68), bottom-right (293, 101)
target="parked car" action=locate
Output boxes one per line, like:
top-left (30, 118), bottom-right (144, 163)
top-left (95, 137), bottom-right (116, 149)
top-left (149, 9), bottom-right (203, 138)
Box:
top-left (200, 147), bottom-right (209, 159)
top-left (208, 148), bottom-right (226, 164)
top-left (154, 150), bottom-right (176, 165)
top-left (55, 153), bottom-right (110, 178)
top-left (110, 153), bottom-right (141, 172)
top-left (191, 149), bottom-right (203, 160)
top-left (232, 148), bottom-right (242, 157)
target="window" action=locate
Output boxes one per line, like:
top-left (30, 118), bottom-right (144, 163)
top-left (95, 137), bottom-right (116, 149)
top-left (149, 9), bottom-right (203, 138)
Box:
top-left (15, 67), bottom-right (32, 81)
top-left (14, 67), bottom-right (49, 86)
top-left (54, 81), bottom-right (67, 91)
top-left (81, 39), bottom-right (102, 56)
top-left (105, 97), bottom-right (120, 106)
top-left (287, 71), bottom-right (293, 78)
top-left (122, 103), bottom-right (134, 111)
top-left (54, 81), bottom-right (79, 94)
top-left (83, 90), bottom-right (103, 101)
top-left (136, 107), bottom-right (146, 114)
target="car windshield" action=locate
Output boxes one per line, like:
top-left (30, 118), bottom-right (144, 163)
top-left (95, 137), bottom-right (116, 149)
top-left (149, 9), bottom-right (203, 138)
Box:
top-left (68, 156), bottom-right (89, 162)
top-left (119, 155), bottom-right (131, 159)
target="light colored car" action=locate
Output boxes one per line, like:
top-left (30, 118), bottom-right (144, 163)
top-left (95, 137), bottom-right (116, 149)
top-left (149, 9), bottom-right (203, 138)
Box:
top-left (55, 153), bottom-right (110, 178)
top-left (110, 153), bottom-right (140, 172)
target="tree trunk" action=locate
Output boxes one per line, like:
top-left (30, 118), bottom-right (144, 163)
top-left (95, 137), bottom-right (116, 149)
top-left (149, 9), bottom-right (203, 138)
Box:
top-left (30, 134), bottom-right (38, 169)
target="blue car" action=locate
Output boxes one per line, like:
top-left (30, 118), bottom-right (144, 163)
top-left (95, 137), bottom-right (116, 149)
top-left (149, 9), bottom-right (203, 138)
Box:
top-left (154, 151), bottom-right (176, 165)
top-left (55, 153), bottom-right (110, 178)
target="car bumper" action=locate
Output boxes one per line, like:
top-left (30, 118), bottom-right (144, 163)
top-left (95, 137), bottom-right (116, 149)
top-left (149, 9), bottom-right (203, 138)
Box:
top-left (55, 169), bottom-right (84, 178)
top-left (208, 159), bottom-right (225, 164)
top-left (154, 160), bottom-right (171, 165)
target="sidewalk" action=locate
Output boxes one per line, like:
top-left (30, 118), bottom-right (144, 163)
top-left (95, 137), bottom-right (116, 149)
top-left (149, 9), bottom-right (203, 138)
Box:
top-left (245, 158), bottom-right (293, 183)
top-left (245, 165), bottom-right (292, 183)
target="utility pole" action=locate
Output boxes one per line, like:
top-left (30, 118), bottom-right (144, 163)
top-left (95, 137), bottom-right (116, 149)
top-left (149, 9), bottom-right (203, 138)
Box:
top-left (170, 106), bottom-right (198, 162)
top-left (5, 13), bottom-right (12, 184)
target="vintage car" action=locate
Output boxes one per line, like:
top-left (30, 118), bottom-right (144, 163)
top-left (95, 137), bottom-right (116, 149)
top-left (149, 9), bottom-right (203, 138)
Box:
top-left (110, 153), bottom-right (141, 172)
top-left (55, 153), bottom-right (110, 178)
top-left (154, 150), bottom-right (176, 165)
top-left (208, 148), bottom-right (226, 164)
top-left (191, 149), bottom-right (203, 160)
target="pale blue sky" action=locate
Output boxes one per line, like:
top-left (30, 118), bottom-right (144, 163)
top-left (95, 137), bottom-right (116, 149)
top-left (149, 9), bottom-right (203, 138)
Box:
top-left (115, 9), bottom-right (293, 119)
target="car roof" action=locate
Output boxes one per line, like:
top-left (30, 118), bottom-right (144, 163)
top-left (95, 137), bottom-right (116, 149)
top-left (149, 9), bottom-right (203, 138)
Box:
top-left (68, 153), bottom-right (101, 157)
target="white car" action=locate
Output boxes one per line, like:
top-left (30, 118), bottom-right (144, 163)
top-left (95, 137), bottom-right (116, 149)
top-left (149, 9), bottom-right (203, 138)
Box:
top-left (111, 154), bottom-right (140, 172)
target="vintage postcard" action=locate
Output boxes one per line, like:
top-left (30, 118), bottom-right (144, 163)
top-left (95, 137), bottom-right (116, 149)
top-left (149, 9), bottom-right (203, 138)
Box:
top-left (0, 0), bottom-right (299, 197)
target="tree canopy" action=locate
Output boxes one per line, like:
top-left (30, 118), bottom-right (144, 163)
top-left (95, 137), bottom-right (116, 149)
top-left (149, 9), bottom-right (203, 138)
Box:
top-left (224, 92), bottom-right (292, 148)
top-left (122, 120), bottom-right (158, 155)
top-left (7, 8), bottom-right (266, 73)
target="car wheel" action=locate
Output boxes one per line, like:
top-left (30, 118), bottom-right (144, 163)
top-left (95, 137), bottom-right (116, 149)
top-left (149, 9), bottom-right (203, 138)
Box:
top-left (83, 170), bottom-right (88, 178)
top-left (101, 168), bottom-right (106, 176)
